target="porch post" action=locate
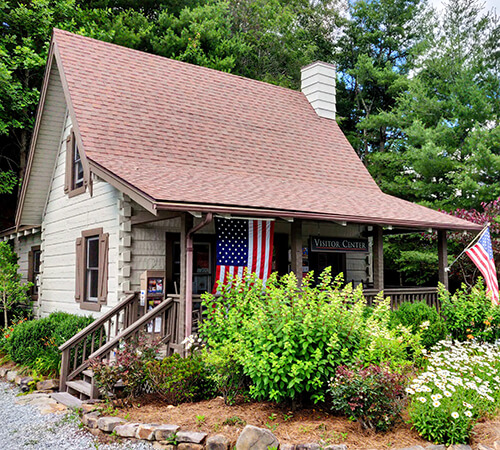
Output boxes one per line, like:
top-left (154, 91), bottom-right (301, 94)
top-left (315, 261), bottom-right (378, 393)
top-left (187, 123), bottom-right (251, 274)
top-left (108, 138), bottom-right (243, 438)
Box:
top-left (373, 225), bottom-right (384, 291)
top-left (178, 213), bottom-right (193, 344)
top-left (438, 229), bottom-right (449, 290)
top-left (291, 219), bottom-right (303, 286)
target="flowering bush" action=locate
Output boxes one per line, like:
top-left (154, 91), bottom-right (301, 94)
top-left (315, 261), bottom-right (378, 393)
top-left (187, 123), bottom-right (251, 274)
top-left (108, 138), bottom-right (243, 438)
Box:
top-left (407, 340), bottom-right (500, 444)
top-left (328, 363), bottom-right (407, 431)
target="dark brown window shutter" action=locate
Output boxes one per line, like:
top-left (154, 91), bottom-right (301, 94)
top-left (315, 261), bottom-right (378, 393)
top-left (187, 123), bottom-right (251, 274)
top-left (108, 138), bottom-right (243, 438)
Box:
top-left (98, 233), bottom-right (109, 303)
top-left (75, 237), bottom-right (84, 302)
top-left (64, 133), bottom-right (74, 194)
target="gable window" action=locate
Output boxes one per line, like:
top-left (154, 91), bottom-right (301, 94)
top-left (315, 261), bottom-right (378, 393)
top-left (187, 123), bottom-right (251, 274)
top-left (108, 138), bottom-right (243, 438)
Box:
top-left (64, 130), bottom-right (87, 197)
top-left (28, 245), bottom-right (41, 301)
top-left (75, 228), bottom-right (109, 311)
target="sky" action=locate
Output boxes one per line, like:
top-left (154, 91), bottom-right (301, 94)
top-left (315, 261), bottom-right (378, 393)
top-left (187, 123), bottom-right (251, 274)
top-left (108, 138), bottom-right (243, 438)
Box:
top-left (431, 0), bottom-right (500, 12)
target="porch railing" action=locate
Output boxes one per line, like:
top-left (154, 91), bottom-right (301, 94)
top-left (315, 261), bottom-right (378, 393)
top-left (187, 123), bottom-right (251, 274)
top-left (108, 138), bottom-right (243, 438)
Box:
top-left (363, 287), bottom-right (439, 310)
top-left (59, 293), bottom-right (178, 394)
top-left (59, 292), bottom-right (142, 392)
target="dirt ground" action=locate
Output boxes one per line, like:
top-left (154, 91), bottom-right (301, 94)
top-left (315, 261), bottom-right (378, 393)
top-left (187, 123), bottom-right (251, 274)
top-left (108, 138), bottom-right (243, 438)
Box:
top-left (113, 396), bottom-right (500, 449)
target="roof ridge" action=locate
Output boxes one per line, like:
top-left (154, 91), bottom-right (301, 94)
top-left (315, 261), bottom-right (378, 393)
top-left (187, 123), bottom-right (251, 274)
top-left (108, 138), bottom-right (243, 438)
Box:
top-left (52, 28), bottom-right (308, 99)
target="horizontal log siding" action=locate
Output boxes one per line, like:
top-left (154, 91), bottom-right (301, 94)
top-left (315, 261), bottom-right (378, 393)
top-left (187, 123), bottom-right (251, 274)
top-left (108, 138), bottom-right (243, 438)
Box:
top-left (40, 114), bottom-right (120, 317)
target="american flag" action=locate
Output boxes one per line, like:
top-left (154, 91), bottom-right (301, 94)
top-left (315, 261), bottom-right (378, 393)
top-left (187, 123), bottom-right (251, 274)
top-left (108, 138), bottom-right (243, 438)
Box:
top-left (466, 227), bottom-right (499, 305)
top-left (213, 218), bottom-right (274, 292)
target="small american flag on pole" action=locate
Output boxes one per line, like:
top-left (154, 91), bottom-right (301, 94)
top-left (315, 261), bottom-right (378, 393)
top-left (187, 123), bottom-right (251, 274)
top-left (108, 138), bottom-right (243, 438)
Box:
top-left (466, 227), bottom-right (499, 305)
top-left (213, 218), bottom-right (274, 292)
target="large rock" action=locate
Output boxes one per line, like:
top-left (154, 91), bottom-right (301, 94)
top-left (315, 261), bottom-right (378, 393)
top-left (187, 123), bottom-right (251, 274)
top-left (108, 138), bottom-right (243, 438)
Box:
top-left (97, 416), bottom-right (126, 433)
top-left (425, 446), bottom-right (446, 450)
top-left (82, 412), bottom-right (100, 429)
top-left (207, 434), bottom-right (230, 450)
top-left (447, 446), bottom-right (472, 450)
top-left (397, 447), bottom-right (425, 450)
top-left (6, 370), bottom-right (17, 382)
top-left (236, 425), bottom-right (279, 450)
top-left (296, 444), bottom-right (319, 450)
top-left (36, 379), bottom-right (59, 391)
top-left (280, 445), bottom-right (295, 450)
top-left (155, 424), bottom-right (180, 441)
top-left (115, 423), bottom-right (140, 437)
top-left (154, 443), bottom-right (176, 450)
top-left (177, 431), bottom-right (207, 444)
top-left (477, 444), bottom-right (493, 450)
top-left (0, 368), bottom-right (9, 377)
top-left (493, 443), bottom-right (500, 450)
top-left (324, 446), bottom-right (348, 450)
top-left (136, 423), bottom-right (159, 440)
top-left (178, 444), bottom-right (204, 450)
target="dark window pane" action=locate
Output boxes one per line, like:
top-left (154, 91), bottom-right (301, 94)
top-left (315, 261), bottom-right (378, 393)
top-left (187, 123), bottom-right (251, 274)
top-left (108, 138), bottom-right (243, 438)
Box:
top-left (33, 250), bottom-right (41, 273)
top-left (88, 269), bottom-right (98, 300)
top-left (87, 237), bottom-right (99, 268)
top-left (74, 160), bottom-right (84, 188)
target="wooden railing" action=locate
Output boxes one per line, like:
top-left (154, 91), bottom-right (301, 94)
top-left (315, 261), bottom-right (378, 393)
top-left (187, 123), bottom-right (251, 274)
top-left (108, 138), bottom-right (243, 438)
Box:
top-left (59, 292), bottom-right (142, 391)
top-left (85, 297), bottom-right (177, 366)
top-left (363, 287), bottom-right (439, 310)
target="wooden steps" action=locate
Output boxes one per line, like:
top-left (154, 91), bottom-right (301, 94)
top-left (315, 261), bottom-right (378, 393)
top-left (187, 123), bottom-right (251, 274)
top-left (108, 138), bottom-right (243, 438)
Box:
top-left (66, 379), bottom-right (93, 398)
top-left (50, 392), bottom-right (83, 409)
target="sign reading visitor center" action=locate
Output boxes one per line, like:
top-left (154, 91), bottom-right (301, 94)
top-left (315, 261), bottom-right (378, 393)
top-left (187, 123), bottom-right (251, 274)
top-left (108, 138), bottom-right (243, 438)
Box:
top-left (310, 237), bottom-right (369, 253)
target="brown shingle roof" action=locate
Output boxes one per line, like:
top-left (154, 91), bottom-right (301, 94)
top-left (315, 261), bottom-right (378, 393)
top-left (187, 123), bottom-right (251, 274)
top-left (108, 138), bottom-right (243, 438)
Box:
top-left (52, 29), bottom-right (480, 230)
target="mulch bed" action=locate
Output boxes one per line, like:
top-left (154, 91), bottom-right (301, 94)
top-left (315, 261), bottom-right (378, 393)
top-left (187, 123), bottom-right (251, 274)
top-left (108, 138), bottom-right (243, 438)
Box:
top-left (110, 395), bottom-right (500, 449)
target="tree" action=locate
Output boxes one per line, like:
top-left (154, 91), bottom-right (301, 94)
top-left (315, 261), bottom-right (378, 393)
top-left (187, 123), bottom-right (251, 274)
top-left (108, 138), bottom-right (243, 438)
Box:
top-left (334, 0), bottom-right (433, 159)
top-left (370, 0), bottom-right (500, 210)
top-left (0, 242), bottom-right (30, 326)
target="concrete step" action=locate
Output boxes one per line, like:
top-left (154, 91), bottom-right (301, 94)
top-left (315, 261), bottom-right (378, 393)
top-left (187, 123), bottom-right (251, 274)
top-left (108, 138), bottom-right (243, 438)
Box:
top-left (50, 391), bottom-right (83, 409)
top-left (66, 380), bottom-right (92, 398)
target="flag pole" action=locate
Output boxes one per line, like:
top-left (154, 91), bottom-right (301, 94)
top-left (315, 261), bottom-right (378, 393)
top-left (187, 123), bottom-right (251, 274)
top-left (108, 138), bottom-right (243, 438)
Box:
top-left (445, 223), bottom-right (490, 272)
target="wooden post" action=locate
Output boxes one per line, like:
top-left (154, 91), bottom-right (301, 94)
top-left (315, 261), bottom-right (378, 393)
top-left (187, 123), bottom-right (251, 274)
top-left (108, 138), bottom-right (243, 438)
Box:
top-left (59, 348), bottom-right (69, 392)
top-left (438, 229), bottom-right (449, 290)
top-left (373, 225), bottom-right (384, 291)
top-left (291, 219), bottom-right (303, 286)
top-left (178, 213), bottom-right (193, 344)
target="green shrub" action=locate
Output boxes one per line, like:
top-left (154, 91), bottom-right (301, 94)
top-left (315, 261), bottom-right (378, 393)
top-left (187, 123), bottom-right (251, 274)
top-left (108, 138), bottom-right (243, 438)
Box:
top-left (145, 353), bottom-right (214, 404)
top-left (440, 280), bottom-right (500, 343)
top-left (202, 342), bottom-right (247, 405)
top-left (328, 363), bottom-right (407, 431)
top-left (201, 269), bottom-right (421, 405)
top-left (407, 341), bottom-right (500, 445)
top-left (5, 312), bottom-right (93, 375)
top-left (391, 301), bottom-right (447, 348)
top-left (356, 297), bottom-right (424, 371)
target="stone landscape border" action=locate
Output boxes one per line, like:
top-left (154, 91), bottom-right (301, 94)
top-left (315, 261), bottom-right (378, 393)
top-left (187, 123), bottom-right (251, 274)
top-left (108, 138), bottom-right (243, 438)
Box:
top-left (1, 365), bottom-right (499, 450)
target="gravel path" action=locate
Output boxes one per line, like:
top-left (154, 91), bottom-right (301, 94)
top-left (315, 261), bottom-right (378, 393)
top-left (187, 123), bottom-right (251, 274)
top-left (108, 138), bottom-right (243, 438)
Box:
top-left (0, 382), bottom-right (154, 450)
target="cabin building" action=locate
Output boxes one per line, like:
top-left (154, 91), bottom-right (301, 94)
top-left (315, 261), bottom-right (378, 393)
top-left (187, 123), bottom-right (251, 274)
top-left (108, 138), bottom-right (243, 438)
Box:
top-left (0, 29), bottom-right (480, 399)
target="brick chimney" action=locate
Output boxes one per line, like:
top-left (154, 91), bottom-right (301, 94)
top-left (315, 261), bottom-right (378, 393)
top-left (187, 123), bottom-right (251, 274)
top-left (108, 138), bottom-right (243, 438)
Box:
top-left (300, 61), bottom-right (336, 120)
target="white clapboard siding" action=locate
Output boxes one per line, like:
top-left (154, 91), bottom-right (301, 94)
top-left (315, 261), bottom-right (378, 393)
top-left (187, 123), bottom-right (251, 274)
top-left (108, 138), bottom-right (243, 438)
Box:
top-left (40, 113), bottom-right (120, 318)
top-left (20, 63), bottom-right (67, 226)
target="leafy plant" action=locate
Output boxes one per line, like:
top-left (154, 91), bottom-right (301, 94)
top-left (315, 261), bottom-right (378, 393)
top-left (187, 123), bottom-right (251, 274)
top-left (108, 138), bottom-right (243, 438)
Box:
top-left (91, 333), bottom-right (161, 399)
top-left (222, 416), bottom-right (246, 426)
top-left (390, 301), bottom-right (447, 349)
top-left (0, 242), bottom-right (31, 327)
top-left (201, 269), bottom-right (369, 405)
top-left (328, 363), bottom-right (407, 431)
top-left (5, 312), bottom-right (93, 375)
top-left (196, 415), bottom-right (206, 426)
top-left (440, 280), bottom-right (500, 343)
top-left (144, 353), bottom-right (214, 404)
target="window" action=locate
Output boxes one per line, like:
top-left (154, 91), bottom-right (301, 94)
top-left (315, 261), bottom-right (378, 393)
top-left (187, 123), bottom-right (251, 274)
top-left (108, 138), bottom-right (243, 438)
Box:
top-left (75, 228), bottom-right (109, 311)
top-left (73, 143), bottom-right (84, 189)
top-left (85, 236), bottom-right (99, 302)
top-left (64, 130), bottom-right (86, 197)
top-left (28, 245), bottom-right (41, 301)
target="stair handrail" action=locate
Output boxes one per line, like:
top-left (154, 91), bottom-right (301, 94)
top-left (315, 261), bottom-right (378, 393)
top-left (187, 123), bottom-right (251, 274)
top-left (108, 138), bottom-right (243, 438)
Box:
top-left (66, 297), bottom-right (176, 381)
top-left (59, 292), bottom-right (138, 352)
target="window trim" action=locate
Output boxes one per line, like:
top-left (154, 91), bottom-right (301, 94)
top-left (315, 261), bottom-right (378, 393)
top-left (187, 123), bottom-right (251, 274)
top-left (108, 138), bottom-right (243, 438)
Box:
top-left (28, 245), bottom-right (41, 301)
top-left (65, 130), bottom-right (87, 198)
top-left (76, 228), bottom-right (109, 312)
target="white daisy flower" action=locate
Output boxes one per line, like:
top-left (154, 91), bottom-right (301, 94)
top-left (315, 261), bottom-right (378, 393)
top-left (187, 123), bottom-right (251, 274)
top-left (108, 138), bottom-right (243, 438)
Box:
top-left (451, 412), bottom-right (459, 419)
